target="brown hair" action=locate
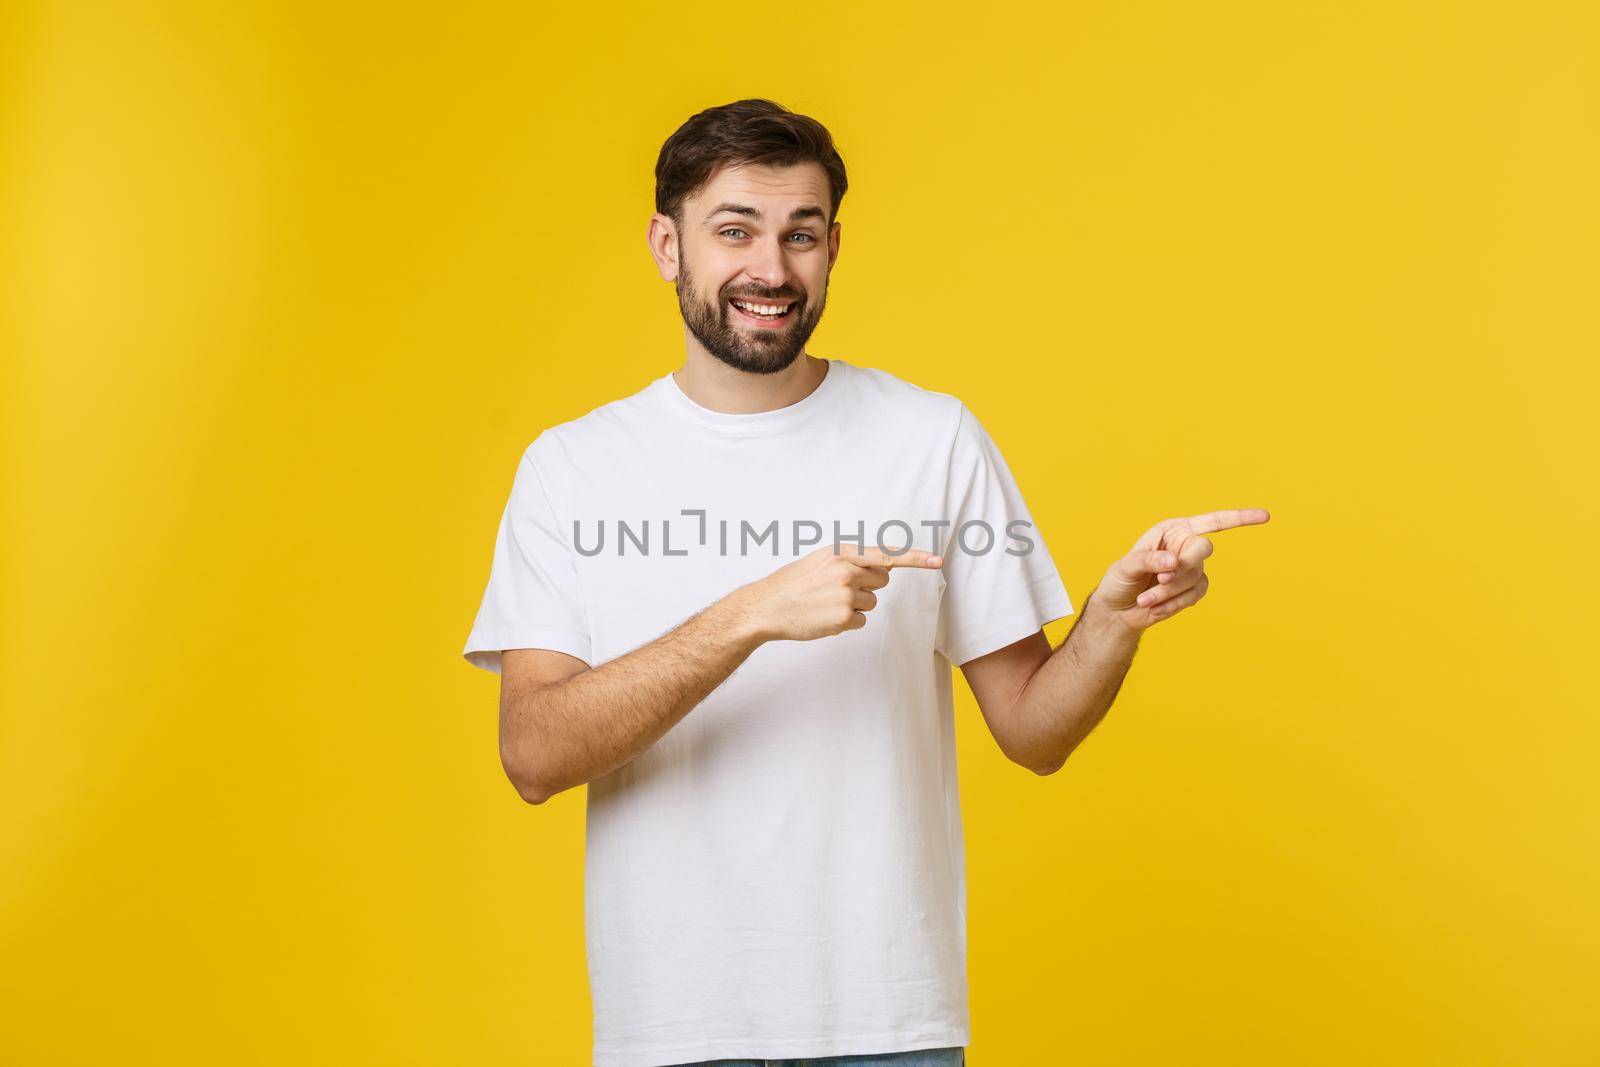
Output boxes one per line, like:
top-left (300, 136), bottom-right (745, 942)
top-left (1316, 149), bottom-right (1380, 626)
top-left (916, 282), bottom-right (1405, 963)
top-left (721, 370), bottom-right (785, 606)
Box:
top-left (654, 98), bottom-right (849, 229)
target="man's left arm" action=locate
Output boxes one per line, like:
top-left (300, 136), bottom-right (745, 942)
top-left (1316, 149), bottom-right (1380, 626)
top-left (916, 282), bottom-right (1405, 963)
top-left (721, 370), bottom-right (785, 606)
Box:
top-left (961, 507), bottom-right (1271, 776)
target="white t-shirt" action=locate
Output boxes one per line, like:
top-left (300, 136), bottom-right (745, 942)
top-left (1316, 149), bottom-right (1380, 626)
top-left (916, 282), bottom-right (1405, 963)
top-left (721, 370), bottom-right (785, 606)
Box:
top-left (463, 358), bottom-right (1074, 1067)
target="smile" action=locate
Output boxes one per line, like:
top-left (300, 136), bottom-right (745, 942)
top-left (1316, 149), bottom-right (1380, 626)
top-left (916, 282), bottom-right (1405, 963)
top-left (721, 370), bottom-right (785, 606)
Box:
top-left (729, 298), bottom-right (796, 327)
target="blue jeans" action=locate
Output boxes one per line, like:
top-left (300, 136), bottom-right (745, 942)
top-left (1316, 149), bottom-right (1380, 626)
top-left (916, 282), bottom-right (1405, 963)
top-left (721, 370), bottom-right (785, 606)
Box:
top-left (663, 1047), bottom-right (965, 1067)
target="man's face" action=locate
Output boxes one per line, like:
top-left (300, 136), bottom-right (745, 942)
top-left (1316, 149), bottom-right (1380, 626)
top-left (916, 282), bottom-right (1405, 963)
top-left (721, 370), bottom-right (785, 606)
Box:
top-left (666, 161), bottom-right (839, 375)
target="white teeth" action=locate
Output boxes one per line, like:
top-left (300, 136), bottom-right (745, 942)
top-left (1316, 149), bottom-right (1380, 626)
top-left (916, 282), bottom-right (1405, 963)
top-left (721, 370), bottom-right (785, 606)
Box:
top-left (733, 299), bottom-right (788, 317)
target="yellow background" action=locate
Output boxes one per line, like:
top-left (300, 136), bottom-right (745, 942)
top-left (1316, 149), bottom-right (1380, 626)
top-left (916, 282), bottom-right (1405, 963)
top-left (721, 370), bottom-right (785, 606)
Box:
top-left (3, 2), bottom-right (1596, 1063)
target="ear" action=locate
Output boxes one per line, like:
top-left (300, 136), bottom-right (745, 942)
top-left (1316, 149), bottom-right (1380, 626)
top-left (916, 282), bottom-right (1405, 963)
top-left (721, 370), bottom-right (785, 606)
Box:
top-left (826, 219), bottom-right (841, 272)
top-left (647, 212), bottom-right (680, 282)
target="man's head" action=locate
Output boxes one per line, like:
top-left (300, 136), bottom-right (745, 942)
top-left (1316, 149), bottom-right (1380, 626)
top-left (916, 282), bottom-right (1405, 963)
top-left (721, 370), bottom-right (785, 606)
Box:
top-left (647, 99), bottom-right (847, 375)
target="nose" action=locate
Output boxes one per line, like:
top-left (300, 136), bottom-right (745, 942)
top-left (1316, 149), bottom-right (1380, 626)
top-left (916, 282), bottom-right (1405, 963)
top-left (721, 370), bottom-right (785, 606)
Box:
top-left (743, 234), bottom-right (791, 292)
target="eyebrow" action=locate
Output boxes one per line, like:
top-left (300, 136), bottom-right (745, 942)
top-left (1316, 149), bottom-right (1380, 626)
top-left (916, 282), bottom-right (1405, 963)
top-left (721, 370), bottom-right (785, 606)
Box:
top-left (704, 203), bottom-right (828, 225)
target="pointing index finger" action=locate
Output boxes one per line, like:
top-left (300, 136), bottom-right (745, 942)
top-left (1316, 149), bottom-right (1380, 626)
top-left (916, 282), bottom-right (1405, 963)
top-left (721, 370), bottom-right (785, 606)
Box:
top-left (836, 544), bottom-right (945, 569)
top-left (1186, 508), bottom-right (1272, 536)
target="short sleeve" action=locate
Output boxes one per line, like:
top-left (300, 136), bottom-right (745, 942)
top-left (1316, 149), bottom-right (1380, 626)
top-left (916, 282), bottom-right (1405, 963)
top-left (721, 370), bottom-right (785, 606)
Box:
top-left (462, 436), bottom-right (593, 674)
top-left (935, 403), bottom-right (1075, 666)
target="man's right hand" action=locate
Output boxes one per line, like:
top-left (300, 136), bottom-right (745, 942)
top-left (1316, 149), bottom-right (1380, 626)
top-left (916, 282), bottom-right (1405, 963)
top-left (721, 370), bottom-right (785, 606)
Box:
top-left (503, 542), bottom-right (944, 803)
top-left (723, 542), bottom-right (945, 643)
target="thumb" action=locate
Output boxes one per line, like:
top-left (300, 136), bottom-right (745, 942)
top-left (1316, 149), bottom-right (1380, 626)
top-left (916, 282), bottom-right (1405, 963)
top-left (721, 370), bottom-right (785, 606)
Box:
top-left (1093, 547), bottom-right (1178, 612)
top-left (1109, 547), bottom-right (1178, 589)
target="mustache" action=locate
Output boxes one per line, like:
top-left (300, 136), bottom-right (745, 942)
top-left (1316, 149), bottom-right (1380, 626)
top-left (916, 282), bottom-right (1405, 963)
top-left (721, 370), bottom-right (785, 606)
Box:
top-left (724, 290), bottom-right (804, 303)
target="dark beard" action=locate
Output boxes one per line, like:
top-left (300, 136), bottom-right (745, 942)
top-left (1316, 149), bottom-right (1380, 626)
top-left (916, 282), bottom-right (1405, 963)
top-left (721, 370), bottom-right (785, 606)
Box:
top-left (676, 255), bottom-right (828, 376)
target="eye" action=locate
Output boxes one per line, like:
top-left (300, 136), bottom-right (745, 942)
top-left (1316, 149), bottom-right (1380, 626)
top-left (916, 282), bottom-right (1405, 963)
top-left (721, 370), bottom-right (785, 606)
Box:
top-left (719, 228), bottom-right (748, 238)
top-left (788, 233), bottom-right (816, 244)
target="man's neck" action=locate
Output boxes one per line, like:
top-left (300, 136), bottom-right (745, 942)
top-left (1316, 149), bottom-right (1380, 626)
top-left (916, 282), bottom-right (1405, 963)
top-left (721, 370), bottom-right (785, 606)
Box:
top-left (672, 350), bottom-right (829, 415)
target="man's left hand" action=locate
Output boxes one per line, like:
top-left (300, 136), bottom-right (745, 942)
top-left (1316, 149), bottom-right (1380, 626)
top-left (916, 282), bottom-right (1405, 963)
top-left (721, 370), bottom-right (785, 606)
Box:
top-left (1089, 508), bottom-right (1272, 636)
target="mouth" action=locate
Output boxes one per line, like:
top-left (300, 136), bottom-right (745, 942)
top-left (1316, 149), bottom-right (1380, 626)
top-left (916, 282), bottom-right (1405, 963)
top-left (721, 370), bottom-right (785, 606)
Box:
top-left (727, 296), bottom-right (798, 329)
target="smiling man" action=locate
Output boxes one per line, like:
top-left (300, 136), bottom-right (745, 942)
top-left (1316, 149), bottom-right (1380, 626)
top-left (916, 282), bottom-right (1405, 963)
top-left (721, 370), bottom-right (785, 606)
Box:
top-left (672, 181), bottom-right (829, 376)
top-left (463, 98), bottom-right (1268, 1067)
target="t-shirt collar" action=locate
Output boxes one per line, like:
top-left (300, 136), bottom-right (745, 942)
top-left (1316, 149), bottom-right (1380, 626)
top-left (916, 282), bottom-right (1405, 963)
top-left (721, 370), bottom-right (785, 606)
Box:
top-left (659, 358), bottom-right (847, 436)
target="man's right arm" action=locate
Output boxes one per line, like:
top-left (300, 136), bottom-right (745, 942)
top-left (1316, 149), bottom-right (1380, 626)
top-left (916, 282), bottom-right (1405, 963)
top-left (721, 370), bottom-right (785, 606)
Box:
top-left (497, 543), bottom-right (944, 804)
top-left (499, 594), bottom-right (764, 804)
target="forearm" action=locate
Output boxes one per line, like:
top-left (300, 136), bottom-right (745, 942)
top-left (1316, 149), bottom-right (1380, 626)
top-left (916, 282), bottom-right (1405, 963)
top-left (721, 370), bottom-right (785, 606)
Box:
top-left (507, 594), bottom-right (766, 802)
top-left (1009, 591), bottom-right (1142, 774)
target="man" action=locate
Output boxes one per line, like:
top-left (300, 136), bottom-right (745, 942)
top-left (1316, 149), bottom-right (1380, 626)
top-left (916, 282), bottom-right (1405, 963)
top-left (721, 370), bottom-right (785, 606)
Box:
top-left (463, 98), bottom-right (1269, 1067)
